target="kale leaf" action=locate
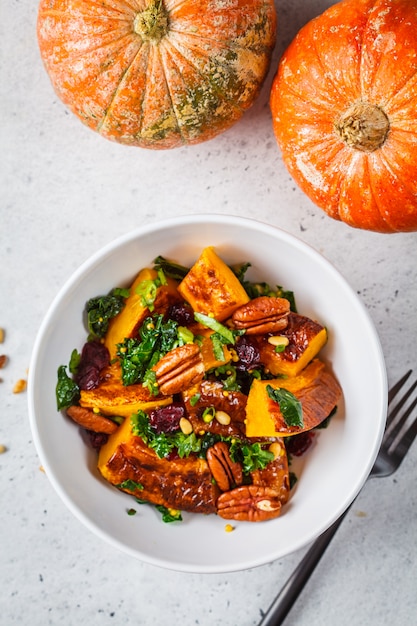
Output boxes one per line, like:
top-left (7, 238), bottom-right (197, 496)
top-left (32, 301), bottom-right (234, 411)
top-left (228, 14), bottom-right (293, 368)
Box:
top-left (153, 255), bottom-right (190, 281)
top-left (117, 314), bottom-right (182, 388)
top-left (86, 288), bottom-right (129, 339)
top-left (56, 365), bottom-right (80, 410)
top-left (230, 263), bottom-right (297, 312)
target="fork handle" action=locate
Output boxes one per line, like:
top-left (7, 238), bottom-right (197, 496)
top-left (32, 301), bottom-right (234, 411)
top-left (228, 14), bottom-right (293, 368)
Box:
top-left (259, 507), bottom-right (351, 626)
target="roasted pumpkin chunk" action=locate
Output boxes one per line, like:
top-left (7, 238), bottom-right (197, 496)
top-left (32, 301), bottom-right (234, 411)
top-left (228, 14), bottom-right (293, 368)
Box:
top-left (104, 268), bottom-right (181, 359)
top-left (98, 414), bottom-right (219, 514)
top-left (79, 363), bottom-right (172, 417)
top-left (178, 246), bottom-right (249, 321)
top-left (245, 360), bottom-right (342, 437)
top-left (256, 313), bottom-right (327, 377)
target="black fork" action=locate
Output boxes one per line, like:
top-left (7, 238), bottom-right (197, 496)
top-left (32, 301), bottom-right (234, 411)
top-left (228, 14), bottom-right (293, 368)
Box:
top-left (259, 370), bottom-right (417, 626)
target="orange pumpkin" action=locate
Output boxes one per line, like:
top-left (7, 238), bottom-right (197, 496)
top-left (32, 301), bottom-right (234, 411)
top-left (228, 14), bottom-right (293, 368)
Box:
top-left (37, 0), bottom-right (276, 149)
top-left (270, 0), bottom-right (417, 233)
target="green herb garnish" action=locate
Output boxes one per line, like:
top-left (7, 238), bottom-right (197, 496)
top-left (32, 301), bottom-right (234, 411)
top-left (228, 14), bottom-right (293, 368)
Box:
top-left (190, 393), bottom-right (201, 407)
top-left (117, 479), bottom-right (144, 492)
top-left (210, 364), bottom-right (239, 391)
top-left (135, 269), bottom-right (167, 311)
top-left (209, 332), bottom-right (229, 361)
top-left (194, 312), bottom-right (237, 345)
top-left (266, 385), bottom-right (303, 428)
top-left (155, 505), bottom-right (183, 523)
top-left (230, 441), bottom-right (274, 474)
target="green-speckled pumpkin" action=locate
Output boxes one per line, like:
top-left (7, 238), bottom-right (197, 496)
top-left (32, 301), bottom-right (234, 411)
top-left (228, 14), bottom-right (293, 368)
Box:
top-left (37, 0), bottom-right (276, 149)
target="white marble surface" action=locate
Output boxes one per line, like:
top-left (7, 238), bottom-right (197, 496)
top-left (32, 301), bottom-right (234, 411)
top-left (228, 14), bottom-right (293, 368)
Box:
top-left (1, 1), bottom-right (417, 624)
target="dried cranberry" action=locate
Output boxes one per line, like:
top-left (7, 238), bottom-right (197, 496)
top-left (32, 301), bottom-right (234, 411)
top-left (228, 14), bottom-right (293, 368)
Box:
top-left (168, 303), bottom-right (194, 326)
top-left (81, 341), bottom-right (109, 370)
top-left (235, 336), bottom-right (261, 371)
top-left (76, 341), bottom-right (110, 390)
top-left (286, 431), bottom-right (315, 457)
top-left (148, 403), bottom-right (185, 433)
top-left (165, 449), bottom-right (180, 461)
top-left (86, 430), bottom-right (109, 449)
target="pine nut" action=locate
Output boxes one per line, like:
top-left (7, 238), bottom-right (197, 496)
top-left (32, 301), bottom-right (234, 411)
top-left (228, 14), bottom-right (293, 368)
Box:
top-left (268, 442), bottom-right (282, 458)
top-left (215, 410), bottom-right (231, 426)
top-left (267, 335), bottom-right (289, 348)
top-left (179, 417), bottom-right (193, 435)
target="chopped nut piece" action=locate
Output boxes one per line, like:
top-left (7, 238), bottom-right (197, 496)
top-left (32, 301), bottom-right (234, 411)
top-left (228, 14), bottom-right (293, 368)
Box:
top-left (0, 328), bottom-right (4, 343)
top-left (13, 379), bottom-right (27, 394)
top-left (0, 355), bottom-right (7, 368)
top-left (0, 444), bottom-right (7, 454)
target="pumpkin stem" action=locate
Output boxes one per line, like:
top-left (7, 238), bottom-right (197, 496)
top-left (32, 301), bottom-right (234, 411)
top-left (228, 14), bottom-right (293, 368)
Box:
top-left (134, 0), bottom-right (169, 43)
top-left (335, 102), bottom-right (390, 152)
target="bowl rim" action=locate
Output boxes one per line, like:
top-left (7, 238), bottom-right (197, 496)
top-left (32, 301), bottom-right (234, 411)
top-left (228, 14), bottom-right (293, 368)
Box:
top-left (28, 213), bottom-right (387, 572)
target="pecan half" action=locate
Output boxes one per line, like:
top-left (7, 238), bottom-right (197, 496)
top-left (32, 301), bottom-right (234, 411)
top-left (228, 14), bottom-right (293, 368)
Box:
top-left (217, 485), bottom-right (282, 521)
top-left (231, 297), bottom-right (290, 334)
top-left (152, 343), bottom-right (204, 395)
top-left (206, 442), bottom-right (243, 491)
top-left (66, 405), bottom-right (118, 434)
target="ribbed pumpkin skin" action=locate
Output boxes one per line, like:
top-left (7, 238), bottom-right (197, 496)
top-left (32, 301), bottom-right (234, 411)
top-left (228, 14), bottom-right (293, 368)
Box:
top-left (38, 0), bottom-right (276, 149)
top-left (270, 0), bottom-right (417, 233)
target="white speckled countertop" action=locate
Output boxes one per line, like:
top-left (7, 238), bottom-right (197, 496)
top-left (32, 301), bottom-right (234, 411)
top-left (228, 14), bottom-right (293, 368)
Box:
top-left (1, 1), bottom-right (417, 624)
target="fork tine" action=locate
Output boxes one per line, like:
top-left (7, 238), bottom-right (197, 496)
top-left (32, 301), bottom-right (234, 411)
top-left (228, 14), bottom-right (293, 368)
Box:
top-left (384, 379), bottom-right (417, 448)
top-left (394, 417), bottom-right (417, 460)
top-left (385, 371), bottom-right (414, 432)
top-left (391, 397), bottom-right (417, 461)
top-left (387, 369), bottom-right (412, 409)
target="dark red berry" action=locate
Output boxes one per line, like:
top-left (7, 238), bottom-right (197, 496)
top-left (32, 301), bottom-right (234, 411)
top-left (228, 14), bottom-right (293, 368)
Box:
top-left (76, 341), bottom-right (110, 390)
top-left (168, 303), bottom-right (194, 326)
top-left (286, 431), bottom-right (315, 457)
top-left (86, 430), bottom-right (109, 449)
top-left (148, 403), bottom-right (185, 433)
top-left (235, 336), bottom-right (261, 371)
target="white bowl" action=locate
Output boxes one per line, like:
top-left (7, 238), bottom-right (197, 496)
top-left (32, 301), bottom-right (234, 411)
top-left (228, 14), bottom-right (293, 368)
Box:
top-left (28, 214), bottom-right (387, 573)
